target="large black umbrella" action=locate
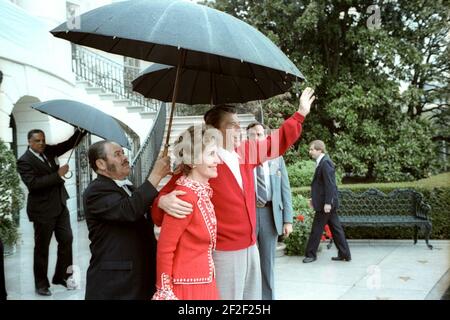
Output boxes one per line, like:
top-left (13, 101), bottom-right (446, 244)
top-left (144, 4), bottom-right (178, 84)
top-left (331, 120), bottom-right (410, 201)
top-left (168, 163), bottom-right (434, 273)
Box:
top-left (132, 63), bottom-right (295, 105)
top-left (51, 0), bottom-right (305, 154)
top-left (32, 99), bottom-right (131, 150)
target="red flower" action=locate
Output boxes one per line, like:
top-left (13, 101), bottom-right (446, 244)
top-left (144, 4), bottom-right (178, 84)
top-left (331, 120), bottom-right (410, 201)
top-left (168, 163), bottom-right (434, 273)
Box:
top-left (296, 215), bottom-right (305, 222)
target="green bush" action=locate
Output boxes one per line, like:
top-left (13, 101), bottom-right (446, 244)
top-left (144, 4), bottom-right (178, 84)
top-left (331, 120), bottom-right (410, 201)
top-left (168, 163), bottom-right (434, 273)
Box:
top-left (287, 159), bottom-right (344, 188)
top-left (283, 194), bottom-right (315, 256)
top-left (0, 139), bottom-right (24, 246)
top-left (291, 173), bottom-right (450, 240)
top-left (287, 160), bottom-right (315, 188)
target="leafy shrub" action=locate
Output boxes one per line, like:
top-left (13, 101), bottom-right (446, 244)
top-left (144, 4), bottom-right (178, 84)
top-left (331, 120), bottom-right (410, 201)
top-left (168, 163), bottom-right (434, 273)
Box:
top-left (287, 159), bottom-right (343, 188)
top-left (283, 194), bottom-right (315, 256)
top-left (0, 139), bottom-right (24, 246)
top-left (287, 160), bottom-right (315, 188)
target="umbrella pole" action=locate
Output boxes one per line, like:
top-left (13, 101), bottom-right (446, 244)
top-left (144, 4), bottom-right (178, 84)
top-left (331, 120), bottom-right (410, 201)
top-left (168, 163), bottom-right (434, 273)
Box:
top-left (163, 49), bottom-right (186, 157)
top-left (63, 129), bottom-right (85, 179)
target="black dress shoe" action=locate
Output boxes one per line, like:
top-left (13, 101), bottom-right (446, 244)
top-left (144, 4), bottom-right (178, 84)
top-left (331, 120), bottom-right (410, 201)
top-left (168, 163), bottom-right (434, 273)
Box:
top-left (302, 257), bottom-right (317, 263)
top-left (52, 279), bottom-right (67, 288)
top-left (53, 278), bottom-right (78, 290)
top-left (36, 287), bottom-right (52, 296)
top-left (331, 256), bottom-right (351, 262)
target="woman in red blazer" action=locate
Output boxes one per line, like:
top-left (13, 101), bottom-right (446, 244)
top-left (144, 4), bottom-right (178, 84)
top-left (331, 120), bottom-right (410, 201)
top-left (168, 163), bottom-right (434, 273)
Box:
top-left (152, 125), bottom-right (221, 300)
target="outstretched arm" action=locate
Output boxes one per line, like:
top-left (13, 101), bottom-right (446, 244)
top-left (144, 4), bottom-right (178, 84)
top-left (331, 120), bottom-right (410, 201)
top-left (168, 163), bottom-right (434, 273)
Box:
top-left (46, 129), bottom-right (87, 157)
top-left (238, 88), bottom-right (315, 166)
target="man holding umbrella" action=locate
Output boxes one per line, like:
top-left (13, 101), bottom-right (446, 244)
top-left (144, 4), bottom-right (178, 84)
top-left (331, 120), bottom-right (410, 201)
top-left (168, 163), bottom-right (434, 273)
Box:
top-left (17, 128), bottom-right (86, 296)
top-left (83, 141), bottom-right (171, 300)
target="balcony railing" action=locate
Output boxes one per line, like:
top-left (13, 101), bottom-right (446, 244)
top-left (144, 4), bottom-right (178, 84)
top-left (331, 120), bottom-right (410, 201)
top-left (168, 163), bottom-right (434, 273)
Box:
top-left (130, 102), bottom-right (167, 186)
top-left (71, 44), bottom-right (159, 113)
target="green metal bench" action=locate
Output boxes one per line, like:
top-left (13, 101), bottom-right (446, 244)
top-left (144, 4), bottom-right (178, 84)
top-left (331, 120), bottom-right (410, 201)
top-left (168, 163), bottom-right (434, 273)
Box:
top-left (329, 188), bottom-right (433, 249)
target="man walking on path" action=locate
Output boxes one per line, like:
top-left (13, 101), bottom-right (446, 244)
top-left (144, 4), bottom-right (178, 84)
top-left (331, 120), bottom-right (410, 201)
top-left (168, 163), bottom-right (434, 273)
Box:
top-left (303, 140), bottom-right (351, 263)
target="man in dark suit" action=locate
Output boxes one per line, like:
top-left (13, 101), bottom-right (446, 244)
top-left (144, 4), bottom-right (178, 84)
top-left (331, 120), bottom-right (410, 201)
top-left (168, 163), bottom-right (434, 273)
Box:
top-left (303, 140), bottom-right (351, 263)
top-left (17, 128), bottom-right (86, 296)
top-left (83, 140), bottom-right (170, 300)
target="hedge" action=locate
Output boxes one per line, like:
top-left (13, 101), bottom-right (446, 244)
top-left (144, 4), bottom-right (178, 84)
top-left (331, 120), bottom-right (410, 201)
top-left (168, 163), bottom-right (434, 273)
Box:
top-left (290, 172), bottom-right (450, 240)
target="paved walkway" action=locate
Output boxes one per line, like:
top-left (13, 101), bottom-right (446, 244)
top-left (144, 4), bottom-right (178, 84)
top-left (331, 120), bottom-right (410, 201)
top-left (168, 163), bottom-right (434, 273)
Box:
top-left (4, 216), bottom-right (450, 300)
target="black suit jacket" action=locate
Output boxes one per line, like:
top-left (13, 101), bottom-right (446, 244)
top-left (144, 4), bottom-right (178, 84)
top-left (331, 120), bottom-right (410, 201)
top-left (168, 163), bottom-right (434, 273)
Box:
top-left (311, 154), bottom-right (339, 212)
top-left (17, 130), bottom-right (84, 222)
top-left (83, 174), bottom-right (159, 300)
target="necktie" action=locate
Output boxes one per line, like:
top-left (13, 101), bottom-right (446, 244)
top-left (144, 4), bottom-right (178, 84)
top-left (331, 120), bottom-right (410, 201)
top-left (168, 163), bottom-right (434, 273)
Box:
top-left (39, 153), bottom-right (51, 168)
top-left (256, 165), bottom-right (268, 206)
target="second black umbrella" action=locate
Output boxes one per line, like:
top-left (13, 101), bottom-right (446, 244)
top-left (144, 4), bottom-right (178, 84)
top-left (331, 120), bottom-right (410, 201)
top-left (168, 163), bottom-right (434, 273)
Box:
top-left (132, 63), bottom-right (294, 105)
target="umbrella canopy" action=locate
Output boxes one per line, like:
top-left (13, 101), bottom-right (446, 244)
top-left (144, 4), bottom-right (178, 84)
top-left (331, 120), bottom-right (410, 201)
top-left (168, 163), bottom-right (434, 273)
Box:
top-left (50, 0), bottom-right (304, 82)
top-left (32, 99), bottom-right (131, 149)
top-left (51, 0), bottom-right (306, 156)
top-left (132, 63), bottom-right (294, 105)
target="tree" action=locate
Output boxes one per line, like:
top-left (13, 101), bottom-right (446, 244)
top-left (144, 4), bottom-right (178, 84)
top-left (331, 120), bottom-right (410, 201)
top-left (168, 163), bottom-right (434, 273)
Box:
top-left (206, 0), bottom-right (448, 181)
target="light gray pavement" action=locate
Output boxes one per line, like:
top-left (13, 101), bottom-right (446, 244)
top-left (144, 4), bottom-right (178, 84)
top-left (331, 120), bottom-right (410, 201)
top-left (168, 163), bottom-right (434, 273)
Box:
top-left (4, 215), bottom-right (450, 300)
top-left (275, 239), bottom-right (450, 300)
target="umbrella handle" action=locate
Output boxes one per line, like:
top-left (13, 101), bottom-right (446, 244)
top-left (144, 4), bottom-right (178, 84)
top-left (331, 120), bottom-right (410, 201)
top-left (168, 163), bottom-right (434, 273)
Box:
top-left (64, 171), bottom-right (73, 179)
top-left (62, 128), bottom-right (85, 179)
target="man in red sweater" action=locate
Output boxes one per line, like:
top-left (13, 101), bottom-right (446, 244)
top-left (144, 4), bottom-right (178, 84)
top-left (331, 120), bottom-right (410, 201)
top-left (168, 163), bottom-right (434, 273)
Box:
top-left (155, 88), bottom-right (315, 299)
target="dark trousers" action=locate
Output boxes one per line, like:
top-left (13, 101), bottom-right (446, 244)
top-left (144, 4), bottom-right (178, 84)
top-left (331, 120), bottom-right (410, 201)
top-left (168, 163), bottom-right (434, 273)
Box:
top-left (33, 207), bottom-right (73, 289)
top-left (305, 209), bottom-right (351, 259)
top-left (0, 239), bottom-right (7, 300)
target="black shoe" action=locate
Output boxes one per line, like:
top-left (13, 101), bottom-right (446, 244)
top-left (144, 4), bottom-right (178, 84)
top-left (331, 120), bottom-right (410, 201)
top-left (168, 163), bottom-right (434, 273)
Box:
top-left (52, 278), bottom-right (78, 290)
top-left (36, 287), bottom-right (52, 296)
top-left (52, 279), bottom-right (68, 288)
top-left (331, 256), bottom-right (351, 262)
top-left (303, 257), bottom-right (317, 263)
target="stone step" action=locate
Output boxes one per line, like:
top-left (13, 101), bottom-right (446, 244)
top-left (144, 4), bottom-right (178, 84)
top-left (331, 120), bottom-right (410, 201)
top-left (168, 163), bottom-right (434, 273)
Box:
top-left (75, 80), bottom-right (91, 88)
top-left (140, 111), bottom-right (157, 119)
top-left (85, 87), bottom-right (105, 94)
top-left (98, 93), bottom-right (118, 100)
top-left (126, 105), bottom-right (145, 113)
top-left (113, 99), bottom-right (131, 107)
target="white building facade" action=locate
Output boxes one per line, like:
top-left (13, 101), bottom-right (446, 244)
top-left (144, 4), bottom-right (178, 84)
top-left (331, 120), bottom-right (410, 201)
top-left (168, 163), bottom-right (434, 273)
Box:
top-left (0, 0), bottom-right (159, 222)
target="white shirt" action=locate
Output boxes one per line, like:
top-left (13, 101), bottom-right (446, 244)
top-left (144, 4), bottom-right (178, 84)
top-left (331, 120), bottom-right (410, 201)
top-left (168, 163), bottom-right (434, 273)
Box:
top-left (217, 147), bottom-right (243, 190)
top-left (29, 148), bottom-right (48, 163)
top-left (113, 179), bottom-right (133, 196)
top-left (316, 153), bottom-right (325, 168)
top-left (253, 161), bottom-right (272, 200)
top-left (29, 148), bottom-right (59, 166)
